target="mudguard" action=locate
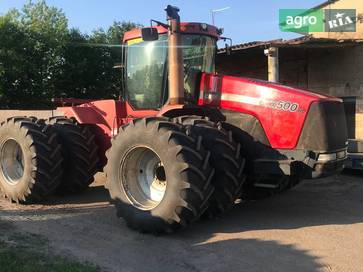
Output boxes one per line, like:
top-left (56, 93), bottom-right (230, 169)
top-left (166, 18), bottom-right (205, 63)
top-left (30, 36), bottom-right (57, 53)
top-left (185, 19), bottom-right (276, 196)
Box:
top-left (198, 73), bottom-right (346, 150)
top-left (198, 73), bottom-right (348, 178)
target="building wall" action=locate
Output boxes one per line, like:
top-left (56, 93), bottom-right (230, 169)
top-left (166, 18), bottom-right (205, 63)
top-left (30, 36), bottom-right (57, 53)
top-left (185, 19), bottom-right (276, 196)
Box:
top-left (355, 99), bottom-right (363, 139)
top-left (310, 0), bottom-right (363, 40)
top-left (307, 45), bottom-right (363, 97)
top-left (305, 44), bottom-right (363, 139)
top-left (217, 45), bottom-right (363, 98)
top-left (279, 48), bottom-right (309, 89)
top-left (216, 48), bottom-right (267, 80)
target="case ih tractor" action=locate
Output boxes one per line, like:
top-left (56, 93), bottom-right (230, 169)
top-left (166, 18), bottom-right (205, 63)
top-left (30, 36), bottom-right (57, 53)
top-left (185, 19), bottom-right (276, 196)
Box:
top-left (0, 6), bottom-right (347, 233)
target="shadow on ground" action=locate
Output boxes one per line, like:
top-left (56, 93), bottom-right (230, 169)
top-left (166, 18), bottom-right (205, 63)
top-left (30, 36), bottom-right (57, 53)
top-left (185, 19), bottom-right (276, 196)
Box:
top-left (41, 185), bottom-right (110, 206)
top-left (0, 216), bottom-right (322, 272)
top-left (0, 172), bottom-right (362, 271)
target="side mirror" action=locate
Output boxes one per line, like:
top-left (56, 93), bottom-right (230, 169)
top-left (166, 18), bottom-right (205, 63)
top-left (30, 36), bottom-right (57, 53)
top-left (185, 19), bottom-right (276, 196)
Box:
top-left (141, 27), bottom-right (159, 41)
top-left (220, 37), bottom-right (233, 56)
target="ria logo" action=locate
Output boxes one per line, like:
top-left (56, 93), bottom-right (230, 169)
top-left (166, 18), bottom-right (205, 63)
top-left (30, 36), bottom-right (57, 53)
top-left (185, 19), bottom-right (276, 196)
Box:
top-left (280, 8), bottom-right (356, 33)
top-left (328, 12), bottom-right (352, 28)
top-left (325, 9), bottom-right (356, 32)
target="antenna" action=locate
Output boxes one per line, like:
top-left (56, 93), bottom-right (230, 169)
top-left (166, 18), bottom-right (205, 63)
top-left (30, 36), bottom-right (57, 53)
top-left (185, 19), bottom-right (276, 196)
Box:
top-left (211, 6), bottom-right (231, 25)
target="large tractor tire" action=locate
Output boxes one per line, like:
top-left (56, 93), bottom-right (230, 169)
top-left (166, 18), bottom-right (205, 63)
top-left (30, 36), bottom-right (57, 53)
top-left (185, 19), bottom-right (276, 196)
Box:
top-left (0, 117), bottom-right (63, 203)
top-left (104, 117), bottom-right (214, 234)
top-left (47, 117), bottom-right (99, 194)
top-left (241, 175), bottom-right (301, 201)
top-left (175, 116), bottom-right (246, 217)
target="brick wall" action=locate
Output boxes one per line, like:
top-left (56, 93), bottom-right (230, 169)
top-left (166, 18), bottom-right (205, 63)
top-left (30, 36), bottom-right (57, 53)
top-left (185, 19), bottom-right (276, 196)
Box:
top-left (355, 99), bottom-right (363, 139)
top-left (307, 45), bottom-right (363, 98)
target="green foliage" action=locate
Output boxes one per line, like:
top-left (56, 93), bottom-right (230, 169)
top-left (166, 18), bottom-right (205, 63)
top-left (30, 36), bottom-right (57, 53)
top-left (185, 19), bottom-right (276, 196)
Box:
top-left (0, 241), bottom-right (98, 272)
top-left (0, 235), bottom-right (98, 272)
top-left (0, 1), bottom-right (140, 108)
top-left (0, 0), bottom-right (68, 108)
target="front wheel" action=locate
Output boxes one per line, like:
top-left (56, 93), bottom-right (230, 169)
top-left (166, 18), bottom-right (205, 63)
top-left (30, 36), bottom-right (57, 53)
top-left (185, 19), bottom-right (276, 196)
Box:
top-left (104, 117), bottom-right (214, 234)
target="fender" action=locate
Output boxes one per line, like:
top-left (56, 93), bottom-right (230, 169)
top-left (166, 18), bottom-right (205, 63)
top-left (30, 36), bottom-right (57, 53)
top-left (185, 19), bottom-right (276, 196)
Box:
top-left (159, 104), bottom-right (225, 122)
top-left (57, 100), bottom-right (125, 137)
top-left (57, 100), bottom-right (158, 166)
top-left (198, 73), bottom-right (342, 149)
top-left (57, 100), bottom-right (162, 136)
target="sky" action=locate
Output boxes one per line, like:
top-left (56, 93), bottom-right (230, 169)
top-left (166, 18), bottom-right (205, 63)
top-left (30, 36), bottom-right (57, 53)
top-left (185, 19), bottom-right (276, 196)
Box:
top-left (0, 0), bottom-right (324, 45)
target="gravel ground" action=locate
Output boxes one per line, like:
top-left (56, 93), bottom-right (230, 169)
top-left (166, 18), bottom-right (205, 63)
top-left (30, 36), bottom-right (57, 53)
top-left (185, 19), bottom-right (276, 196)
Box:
top-left (0, 171), bottom-right (363, 272)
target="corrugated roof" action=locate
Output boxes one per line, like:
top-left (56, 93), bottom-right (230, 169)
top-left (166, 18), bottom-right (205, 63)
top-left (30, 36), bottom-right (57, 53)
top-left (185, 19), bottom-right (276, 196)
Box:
top-left (218, 35), bottom-right (363, 54)
top-left (218, 39), bottom-right (282, 51)
top-left (312, 0), bottom-right (340, 10)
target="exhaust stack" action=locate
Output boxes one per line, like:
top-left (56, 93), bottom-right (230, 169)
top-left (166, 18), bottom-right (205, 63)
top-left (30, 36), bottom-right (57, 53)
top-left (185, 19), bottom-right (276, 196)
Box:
top-left (165, 5), bottom-right (184, 105)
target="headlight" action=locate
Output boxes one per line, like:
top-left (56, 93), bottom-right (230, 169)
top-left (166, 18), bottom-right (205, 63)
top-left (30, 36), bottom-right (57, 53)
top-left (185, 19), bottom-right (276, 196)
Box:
top-left (336, 150), bottom-right (347, 159)
top-left (318, 153), bottom-right (337, 161)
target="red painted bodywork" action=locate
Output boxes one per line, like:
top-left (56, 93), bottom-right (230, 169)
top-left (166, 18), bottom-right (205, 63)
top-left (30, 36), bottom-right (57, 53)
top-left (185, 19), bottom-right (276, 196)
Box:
top-left (56, 23), bottom-right (342, 162)
top-left (57, 71), bottom-right (341, 160)
top-left (199, 73), bottom-right (341, 149)
top-left (57, 99), bottom-right (187, 165)
top-left (58, 100), bottom-right (158, 165)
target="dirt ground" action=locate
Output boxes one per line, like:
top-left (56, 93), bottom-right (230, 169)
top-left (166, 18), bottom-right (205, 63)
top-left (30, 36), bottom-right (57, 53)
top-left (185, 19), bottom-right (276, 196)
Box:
top-left (0, 171), bottom-right (362, 272)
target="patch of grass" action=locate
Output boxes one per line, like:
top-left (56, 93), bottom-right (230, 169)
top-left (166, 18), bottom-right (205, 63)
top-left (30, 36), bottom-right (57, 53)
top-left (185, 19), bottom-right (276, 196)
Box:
top-left (0, 222), bottom-right (98, 272)
top-left (0, 240), bottom-right (98, 272)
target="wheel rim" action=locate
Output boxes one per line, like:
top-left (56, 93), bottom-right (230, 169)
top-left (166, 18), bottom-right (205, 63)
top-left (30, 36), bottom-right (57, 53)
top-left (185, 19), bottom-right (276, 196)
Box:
top-left (0, 139), bottom-right (24, 185)
top-left (120, 146), bottom-right (167, 210)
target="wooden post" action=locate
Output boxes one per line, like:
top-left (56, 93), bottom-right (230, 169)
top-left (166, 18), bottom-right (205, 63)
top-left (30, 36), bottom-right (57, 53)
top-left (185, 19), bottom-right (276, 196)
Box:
top-left (267, 47), bottom-right (279, 83)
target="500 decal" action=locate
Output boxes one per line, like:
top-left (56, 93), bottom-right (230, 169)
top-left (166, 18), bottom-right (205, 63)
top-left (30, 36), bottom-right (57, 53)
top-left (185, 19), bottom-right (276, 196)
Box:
top-left (275, 101), bottom-right (299, 112)
top-left (218, 92), bottom-right (304, 113)
top-left (263, 100), bottom-right (300, 112)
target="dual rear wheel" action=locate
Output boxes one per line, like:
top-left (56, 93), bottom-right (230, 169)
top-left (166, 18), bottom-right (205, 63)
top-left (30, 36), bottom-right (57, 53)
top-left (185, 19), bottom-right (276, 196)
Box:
top-left (0, 117), bottom-right (63, 202)
top-left (105, 116), bottom-right (300, 233)
top-left (104, 116), bottom-right (246, 233)
top-left (0, 116), bottom-right (99, 203)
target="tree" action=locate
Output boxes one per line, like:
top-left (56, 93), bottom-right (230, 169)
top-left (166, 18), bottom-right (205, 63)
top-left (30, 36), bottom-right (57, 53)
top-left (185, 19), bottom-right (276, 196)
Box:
top-left (0, 0), bottom-right (68, 108)
top-left (0, 1), bottom-right (141, 108)
top-left (58, 21), bottom-right (140, 100)
top-left (107, 21), bottom-right (142, 44)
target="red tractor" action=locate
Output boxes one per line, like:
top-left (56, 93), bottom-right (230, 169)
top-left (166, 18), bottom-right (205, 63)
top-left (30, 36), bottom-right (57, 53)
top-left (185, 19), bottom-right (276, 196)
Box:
top-left (0, 6), bottom-right (347, 233)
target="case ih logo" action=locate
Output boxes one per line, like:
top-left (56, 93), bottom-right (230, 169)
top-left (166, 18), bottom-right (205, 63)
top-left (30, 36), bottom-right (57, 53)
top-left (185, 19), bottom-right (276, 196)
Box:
top-left (280, 9), bottom-right (356, 33)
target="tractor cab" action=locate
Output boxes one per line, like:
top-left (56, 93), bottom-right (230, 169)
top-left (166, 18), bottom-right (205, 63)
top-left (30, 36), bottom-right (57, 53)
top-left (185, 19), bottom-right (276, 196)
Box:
top-left (122, 20), bottom-right (220, 109)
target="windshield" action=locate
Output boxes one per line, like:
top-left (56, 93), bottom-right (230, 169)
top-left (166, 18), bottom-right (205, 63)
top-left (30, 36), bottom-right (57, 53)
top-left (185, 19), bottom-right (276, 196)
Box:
top-left (182, 35), bottom-right (216, 103)
top-left (126, 34), bottom-right (216, 109)
top-left (126, 36), bottom-right (168, 109)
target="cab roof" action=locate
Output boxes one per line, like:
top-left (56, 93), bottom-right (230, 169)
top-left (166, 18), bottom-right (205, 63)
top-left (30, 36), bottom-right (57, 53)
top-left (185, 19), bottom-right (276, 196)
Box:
top-left (123, 22), bottom-right (220, 43)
